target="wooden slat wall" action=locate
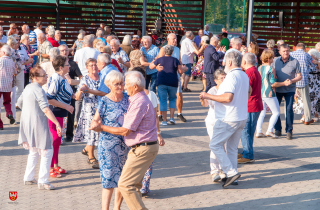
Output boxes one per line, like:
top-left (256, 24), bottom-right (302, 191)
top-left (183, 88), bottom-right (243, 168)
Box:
top-left (0, 0), bottom-right (205, 46)
top-left (253, 0), bottom-right (320, 49)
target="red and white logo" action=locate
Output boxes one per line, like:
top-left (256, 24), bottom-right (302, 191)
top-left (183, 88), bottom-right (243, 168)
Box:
top-left (9, 191), bottom-right (17, 201)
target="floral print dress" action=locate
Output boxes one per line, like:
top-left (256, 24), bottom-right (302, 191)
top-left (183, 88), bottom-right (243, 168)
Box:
top-left (192, 44), bottom-right (208, 78)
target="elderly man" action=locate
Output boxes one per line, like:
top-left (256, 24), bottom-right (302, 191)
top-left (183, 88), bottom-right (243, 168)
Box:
top-left (47, 28), bottom-right (59, 47)
top-left (74, 35), bottom-right (100, 76)
top-left (22, 24), bottom-right (37, 50)
top-left (200, 51), bottom-right (250, 188)
top-left (96, 29), bottom-right (107, 45)
top-left (6, 23), bottom-right (17, 36)
top-left (273, 40), bottom-right (284, 57)
top-left (0, 45), bottom-right (17, 129)
top-left (194, 29), bottom-right (204, 48)
top-left (180, 31), bottom-right (201, 92)
top-left (157, 33), bottom-right (187, 122)
top-left (140, 36), bottom-right (159, 93)
top-left (34, 21), bottom-right (43, 38)
top-left (203, 36), bottom-right (226, 92)
top-left (204, 24), bottom-right (210, 36)
top-left (238, 53), bottom-right (263, 164)
top-left (222, 38), bottom-right (242, 66)
top-left (272, 44), bottom-right (302, 140)
top-left (0, 26), bottom-right (6, 44)
top-left (59, 44), bottom-right (82, 142)
top-left (90, 71), bottom-right (159, 210)
top-left (290, 43), bottom-right (316, 125)
top-left (105, 35), bottom-right (112, 47)
top-left (37, 33), bottom-right (53, 64)
top-left (55, 30), bottom-right (67, 46)
top-left (110, 39), bottom-right (130, 73)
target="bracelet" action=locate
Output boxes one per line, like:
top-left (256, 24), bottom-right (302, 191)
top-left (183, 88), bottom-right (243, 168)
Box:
top-left (157, 131), bottom-right (161, 134)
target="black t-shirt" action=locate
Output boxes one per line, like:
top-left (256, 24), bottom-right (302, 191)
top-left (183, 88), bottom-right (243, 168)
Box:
top-left (69, 60), bottom-right (82, 92)
top-left (176, 35), bottom-right (182, 48)
top-left (154, 56), bottom-right (180, 87)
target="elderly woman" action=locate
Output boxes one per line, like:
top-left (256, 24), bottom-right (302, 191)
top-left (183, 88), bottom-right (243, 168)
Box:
top-left (149, 45), bottom-right (187, 125)
top-left (193, 36), bottom-right (209, 91)
top-left (72, 32), bottom-right (84, 54)
top-left (47, 55), bottom-right (74, 178)
top-left (20, 34), bottom-right (38, 87)
top-left (95, 40), bottom-right (105, 52)
top-left (100, 46), bottom-right (122, 72)
top-left (47, 28), bottom-right (59, 47)
top-left (200, 68), bottom-right (226, 182)
top-left (266, 39), bottom-right (275, 51)
top-left (90, 70), bottom-right (129, 210)
top-left (110, 39), bottom-right (130, 73)
top-left (242, 41), bottom-right (259, 66)
top-left (73, 58), bottom-right (100, 169)
top-left (41, 47), bottom-right (60, 92)
top-left (128, 40), bottom-right (148, 71)
top-left (17, 66), bottom-right (62, 190)
top-left (120, 35), bottom-right (133, 57)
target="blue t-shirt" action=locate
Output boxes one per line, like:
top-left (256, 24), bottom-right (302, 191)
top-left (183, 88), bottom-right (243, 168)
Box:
top-left (154, 56), bottom-right (180, 87)
top-left (97, 37), bottom-right (107, 45)
top-left (29, 31), bottom-right (37, 50)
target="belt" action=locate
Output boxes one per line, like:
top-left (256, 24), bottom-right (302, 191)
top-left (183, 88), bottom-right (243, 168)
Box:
top-left (130, 141), bottom-right (158, 149)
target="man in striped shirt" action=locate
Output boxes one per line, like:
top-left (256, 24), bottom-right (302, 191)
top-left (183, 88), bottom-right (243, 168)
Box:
top-left (22, 24), bottom-right (37, 50)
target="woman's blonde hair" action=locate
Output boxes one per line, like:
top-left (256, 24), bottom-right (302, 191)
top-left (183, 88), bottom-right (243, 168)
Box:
top-left (100, 46), bottom-right (112, 55)
top-left (21, 34), bottom-right (29, 42)
top-left (260, 49), bottom-right (274, 63)
top-left (7, 36), bottom-right (17, 48)
top-left (249, 41), bottom-right (260, 56)
top-left (266, 39), bottom-right (275, 48)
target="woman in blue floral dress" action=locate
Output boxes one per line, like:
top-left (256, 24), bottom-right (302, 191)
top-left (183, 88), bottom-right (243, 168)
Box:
top-left (90, 70), bottom-right (129, 210)
top-left (73, 59), bottom-right (100, 169)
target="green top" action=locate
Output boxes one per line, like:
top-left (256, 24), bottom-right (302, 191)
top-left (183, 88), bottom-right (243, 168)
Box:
top-left (221, 38), bottom-right (230, 50)
top-left (259, 65), bottom-right (276, 98)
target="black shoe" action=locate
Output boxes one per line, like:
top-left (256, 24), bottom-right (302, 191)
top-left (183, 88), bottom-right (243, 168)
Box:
top-left (158, 115), bottom-right (163, 122)
top-left (64, 136), bottom-right (73, 142)
top-left (275, 130), bottom-right (282, 137)
top-left (221, 177), bottom-right (238, 185)
top-left (287, 132), bottom-right (293, 140)
top-left (8, 115), bottom-right (15, 124)
top-left (177, 114), bottom-right (187, 122)
top-left (222, 174), bottom-right (241, 188)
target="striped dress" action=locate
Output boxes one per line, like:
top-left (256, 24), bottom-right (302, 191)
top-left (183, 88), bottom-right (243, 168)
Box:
top-left (259, 65), bottom-right (276, 98)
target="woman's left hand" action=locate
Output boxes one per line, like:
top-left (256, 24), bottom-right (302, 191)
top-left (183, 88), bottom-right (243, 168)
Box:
top-left (158, 135), bottom-right (165, 146)
top-left (56, 124), bottom-right (62, 137)
top-left (90, 119), bottom-right (102, 132)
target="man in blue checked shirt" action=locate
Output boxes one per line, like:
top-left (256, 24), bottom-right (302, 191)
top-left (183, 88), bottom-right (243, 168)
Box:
top-left (290, 43), bottom-right (317, 125)
top-left (141, 36), bottom-right (160, 93)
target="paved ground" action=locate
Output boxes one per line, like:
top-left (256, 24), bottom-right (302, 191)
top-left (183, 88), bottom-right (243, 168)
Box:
top-left (1, 80), bottom-right (320, 210)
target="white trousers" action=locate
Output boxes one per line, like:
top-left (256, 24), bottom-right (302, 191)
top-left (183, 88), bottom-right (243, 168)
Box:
top-left (256, 97), bottom-right (280, 134)
top-left (0, 86), bottom-right (16, 119)
top-left (206, 121), bottom-right (222, 175)
top-left (209, 119), bottom-right (246, 177)
top-left (15, 71), bottom-right (24, 103)
top-left (24, 149), bottom-right (53, 184)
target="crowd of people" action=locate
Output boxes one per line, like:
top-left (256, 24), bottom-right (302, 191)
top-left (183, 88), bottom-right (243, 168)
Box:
top-left (0, 20), bottom-right (320, 209)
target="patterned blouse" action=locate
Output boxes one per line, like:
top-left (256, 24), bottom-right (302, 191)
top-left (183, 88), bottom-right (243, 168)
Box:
top-left (111, 48), bottom-right (130, 73)
top-left (20, 44), bottom-right (35, 73)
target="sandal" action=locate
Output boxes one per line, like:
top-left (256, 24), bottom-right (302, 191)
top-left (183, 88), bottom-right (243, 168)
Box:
top-left (24, 179), bottom-right (37, 185)
top-left (81, 148), bottom-right (88, 156)
top-left (38, 183), bottom-right (55, 190)
top-left (49, 169), bottom-right (62, 178)
top-left (88, 158), bottom-right (100, 169)
top-left (54, 166), bottom-right (68, 174)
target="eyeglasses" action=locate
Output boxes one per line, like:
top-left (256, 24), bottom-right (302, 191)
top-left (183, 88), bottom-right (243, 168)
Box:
top-left (87, 64), bottom-right (97, 67)
top-left (112, 82), bottom-right (124, 87)
top-left (217, 77), bottom-right (226, 81)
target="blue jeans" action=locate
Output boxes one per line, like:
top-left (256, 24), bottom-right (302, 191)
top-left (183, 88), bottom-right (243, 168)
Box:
top-left (184, 63), bottom-right (192, 76)
top-left (157, 85), bottom-right (177, 111)
top-left (275, 92), bottom-right (295, 133)
top-left (240, 111), bottom-right (261, 160)
top-left (146, 72), bottom-right (157, 93)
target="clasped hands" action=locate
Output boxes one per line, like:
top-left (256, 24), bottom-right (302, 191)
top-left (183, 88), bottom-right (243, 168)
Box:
top-left (283, 79), bottom-right (292, 86)
top-left (89, 118), bottom-right (102, 132)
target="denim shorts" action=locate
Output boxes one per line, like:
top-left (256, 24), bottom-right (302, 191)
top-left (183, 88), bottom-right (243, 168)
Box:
top-left (184, 63), bottom-right (193, 76)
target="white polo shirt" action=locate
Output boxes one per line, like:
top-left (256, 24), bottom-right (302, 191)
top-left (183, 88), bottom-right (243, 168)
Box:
top-left (214, 68), bottom-right (249, 122)
top-left (74, 47), bottom-right (100, 76)
top-left (180, 38), bottom-right (195, 64)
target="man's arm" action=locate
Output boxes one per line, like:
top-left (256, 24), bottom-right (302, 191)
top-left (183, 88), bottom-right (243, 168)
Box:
top-left (30, 38), bottom-right (36, 45)
top-left (291, 73), bottom-right (302, 83)
top-left (200, 92), bottom-right (234, 103)
top-left (100, 125), bottom-right (132, 136)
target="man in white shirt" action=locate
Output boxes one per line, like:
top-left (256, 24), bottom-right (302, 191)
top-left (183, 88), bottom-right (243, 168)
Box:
top-left (222, 38), bottom-right (242, 66)
top-left (200, 51), bottom-right (251, 188)
top-left (74, 35), bottom-right (100, 76)
top-left (180, 31), bottom-right (200, 92)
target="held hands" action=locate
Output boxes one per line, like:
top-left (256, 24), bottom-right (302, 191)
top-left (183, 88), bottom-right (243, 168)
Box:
top-left (219, 46), bottom-right (226, 53)
top-left (284, 79), bottom-right (292, 86)
top-left (199, 92), bottom-right (210, 100)
top-left (66, 105), bottom-right (74, 114)
top-left (34, 51), bottom-right (40, 56)
top-left (80, 84), bottom-right (89, 92)
top-left (156, 64), bottom-right (164, 71)
top-left (56, 123), bottom-right (62, 137)
top-left (89, 119), bottom-right (102, 132)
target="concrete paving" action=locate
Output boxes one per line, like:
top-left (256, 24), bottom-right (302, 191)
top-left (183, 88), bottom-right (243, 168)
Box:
top-left (1, 80), bottom-right (320, 210)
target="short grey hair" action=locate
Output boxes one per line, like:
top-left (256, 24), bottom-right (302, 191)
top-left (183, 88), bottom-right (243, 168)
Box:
top-left (38, 33), bottom-right (46, 39)
top-left (213, 68), bottom-right (226, 80)
top-left (308, 49), bottom-right (320, 59)
top-left (1, 44), bottom-right (12, 56)
top-left (55, 30), bottom-right (61, 34)
top-left (125, 71), bottom-right (146, 88)
top-left (95, 41), bottom-right (105, 50)
top-left (266, 39), bottom-right (275, 48)
top-left (186, 31), bottom-right (193, 38)
top-left (225, 51), bottom-right (242, 67)
top-left (7, 36), bottom-right (17, 48)
top-left (104, 70), bottom-right (124, 89)
top-left (21, 34), bottom-right (29, 42)
top-left (106, 35), bottom-right (113, 43)
top-left (96, 30), bottom-right (103, 37)
top-left (122, 35), bottom-right (132, 46)
top-left (48, 28), bottom-right (55, 37)
top-left (78, 33), bottom-right (84, 40)
top-left (142, 36), bottom-right (152, 42)
top-left (315, 42), bottom-right (320, 51)
top-left (83, 35), bottom-right (93, 45)
top-left (97, 53), bottom-right (111, 65)
top-left (277, 40), bottom-right (284, 46)
top-left (201, 36), bottom-right (209, 42)
top-left (243, 53), bottom-right (256, 65)
top-left (210, 36), bottom-right (219, 44)
top-left (58, 44), bottom-right (68, 51)
top-left (164, 45), bottom-right (174, 55)
top-left (167, 33), bottom-right (176, 40)
top-left (49, 47), bottom-right (60, 60)
top-left (110, 39), bottom-right (120, 46)
top-left (11, 34), bottom-right (20, 40)
top-left (233, 38), bottom-right (242, 46)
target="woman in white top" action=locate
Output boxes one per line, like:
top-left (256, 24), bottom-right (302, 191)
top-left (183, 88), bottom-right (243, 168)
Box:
top-left (200, 68), bottom-right (226, 183)
top-left (131, 67), bottom-right (164, 196)
top-left (41, 47), bottom-right (60, 92)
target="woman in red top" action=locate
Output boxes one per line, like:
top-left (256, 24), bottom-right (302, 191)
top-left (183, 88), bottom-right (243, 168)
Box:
top-left (47, 29), bottom-right (59, 47)
top-left (100, 46), bottom-right (122, 73)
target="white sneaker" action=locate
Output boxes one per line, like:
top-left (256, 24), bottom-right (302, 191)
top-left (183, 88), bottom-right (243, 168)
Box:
top-left (266, 131), bottom-right (279, 139)
top-left (211, 172), bottom-right (221, 182)
top-left (256, 133), bottom-right (266, 138)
